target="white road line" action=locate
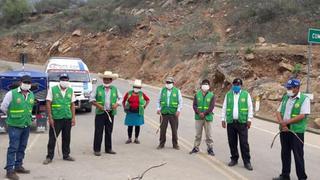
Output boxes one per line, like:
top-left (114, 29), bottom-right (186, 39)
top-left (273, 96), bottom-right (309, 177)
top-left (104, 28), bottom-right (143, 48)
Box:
top-left (26, 134), bottom-right (40, 153)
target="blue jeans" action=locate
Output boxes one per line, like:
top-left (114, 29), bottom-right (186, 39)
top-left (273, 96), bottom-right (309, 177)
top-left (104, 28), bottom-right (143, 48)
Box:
top-left (5, 126), bottom-right (30, 172)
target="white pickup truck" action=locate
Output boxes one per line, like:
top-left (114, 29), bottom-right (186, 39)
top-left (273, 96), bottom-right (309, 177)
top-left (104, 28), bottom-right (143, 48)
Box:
top-left (45, 57), bottom-right (96, 112)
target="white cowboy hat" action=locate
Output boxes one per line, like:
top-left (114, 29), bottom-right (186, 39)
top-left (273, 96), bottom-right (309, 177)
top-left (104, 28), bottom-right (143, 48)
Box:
top-left (132, 79), bottom-right (142, 88)
top-left (98, 71), bottom-right (119, 79)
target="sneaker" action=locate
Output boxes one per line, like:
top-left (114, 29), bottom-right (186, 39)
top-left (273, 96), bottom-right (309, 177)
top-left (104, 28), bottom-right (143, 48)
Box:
top-left (173, 145), bottom-right (180, 150)
top-left (94, 152), bottom-right (101, 156)
top-left (63, 156), bottom-right (75, 161)
top-left (15, 166), bottom-right (30, 174)
top-left (105, 150), bottom-right (116, 154)
top-left (134, 139), bottom-right (140, 144)
top-left (207, 148), bottom-right (215, 156)
top-left (189, 147), bottom-right (199, 154)
top-left (244, 163), bottom-right (253, 171)
top-left (228, 160), bottom-right (238, 167)
top-left (157, 144), bottom-right (164, 150)
top-left (43, 158), bottom-right (52, 165)
top-left (125, 139), bottom-right (132, 144)
top-left (6, 171), bottom-right (19, 180)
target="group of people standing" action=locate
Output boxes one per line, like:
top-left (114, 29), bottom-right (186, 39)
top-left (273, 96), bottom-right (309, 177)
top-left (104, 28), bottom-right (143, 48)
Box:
top-left (0, 70), bottom-right (310, 180)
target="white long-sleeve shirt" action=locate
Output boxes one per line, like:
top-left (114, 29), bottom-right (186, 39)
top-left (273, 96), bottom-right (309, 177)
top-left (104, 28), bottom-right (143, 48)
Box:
top-left (0, 87), bottom-right (32, 114)
top-left (156, 87), bottom-right (183, 112)
top-left (90, 85), bottom-right (123, 111)
top-left (221, 90), bottom-right (253, 122)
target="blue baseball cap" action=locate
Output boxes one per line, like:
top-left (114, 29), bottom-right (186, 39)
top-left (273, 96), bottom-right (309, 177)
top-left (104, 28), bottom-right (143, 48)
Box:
top-left (285, 79), bottom-right (300, 89)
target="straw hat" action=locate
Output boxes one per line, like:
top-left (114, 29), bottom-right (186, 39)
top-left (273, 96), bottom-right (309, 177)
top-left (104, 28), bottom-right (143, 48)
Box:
top-left (132, 79), bottom-right (142, 88)
top-left (98, 71), bottom-right (119, 79)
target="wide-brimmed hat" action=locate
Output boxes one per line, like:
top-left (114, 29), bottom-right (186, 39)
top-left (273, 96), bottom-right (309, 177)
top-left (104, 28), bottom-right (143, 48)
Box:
top-left (132, 79), bottom-right (142, 88)
top-left (98, 71), bottom-right (119, 79)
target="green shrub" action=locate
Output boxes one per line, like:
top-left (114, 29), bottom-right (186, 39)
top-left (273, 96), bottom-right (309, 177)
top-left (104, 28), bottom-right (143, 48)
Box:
top-left (1, 0), bottom-right (30, 26)
top-left (34, 0), bottom-right (71, 14)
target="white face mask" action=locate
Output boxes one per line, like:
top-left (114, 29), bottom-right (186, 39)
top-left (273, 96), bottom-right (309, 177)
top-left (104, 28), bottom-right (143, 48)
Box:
top-left (103, 83), bottom-right (111, 87)
top-left (60, 81), bottom-right (70, 88)
top-left (201, 84), bottom-right (210, 91)
top-left (133, 88), bottom-right (140, 93)
top-left (166, 83), bottom-right (173, 89)
top-left (287, 90), bottom-right (294, 97)
top-left (21, 83), bottom-right (31, 91)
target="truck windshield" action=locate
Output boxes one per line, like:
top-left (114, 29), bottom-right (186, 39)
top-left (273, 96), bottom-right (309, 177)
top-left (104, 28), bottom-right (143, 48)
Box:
top-left (48, 71), bottom-right (90, 82)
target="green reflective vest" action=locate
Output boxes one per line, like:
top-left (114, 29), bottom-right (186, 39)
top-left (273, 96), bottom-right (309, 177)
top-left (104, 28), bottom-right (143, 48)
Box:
top-left (125, 90), bottom-right (146, 116)
top-left (51, 85), bottom-right (73, 120)
top-left (95, 85), bottom-right (118, 115)
top-left (280, 93), bottom-right (308, 133)
top-left (226, 90), bottom-right (249, 124)
top-left (6, 88), bottom-right (34, 128)
top-left (195, 90), bottom-right (214, 121)
top-left (160, 87), bottom-right (179, 115)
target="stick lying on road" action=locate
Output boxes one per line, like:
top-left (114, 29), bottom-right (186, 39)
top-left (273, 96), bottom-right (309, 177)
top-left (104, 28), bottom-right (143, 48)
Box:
top-left (128, 162), bottom-right (167, 180)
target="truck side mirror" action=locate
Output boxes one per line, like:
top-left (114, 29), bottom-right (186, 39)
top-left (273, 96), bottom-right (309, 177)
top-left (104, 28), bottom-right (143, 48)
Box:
top-left (92, 78), bottom-right (97, 84)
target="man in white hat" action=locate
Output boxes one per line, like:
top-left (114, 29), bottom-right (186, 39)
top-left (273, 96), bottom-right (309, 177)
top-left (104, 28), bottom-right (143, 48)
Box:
top-left (90, 71), bottom-right (122, 156)
top-left (122, 79), bottom-right (150, 144)
top-left (156, 76), bottom-right (183, 150)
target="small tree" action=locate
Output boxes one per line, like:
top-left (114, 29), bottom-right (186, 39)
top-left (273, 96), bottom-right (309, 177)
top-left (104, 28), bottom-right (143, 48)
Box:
top-left (1, 0), bottom-right (30, 26)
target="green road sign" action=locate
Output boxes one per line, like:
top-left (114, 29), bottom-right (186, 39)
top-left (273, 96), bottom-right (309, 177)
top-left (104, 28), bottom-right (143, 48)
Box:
top-left (308, 28), bottom-right (320, 44)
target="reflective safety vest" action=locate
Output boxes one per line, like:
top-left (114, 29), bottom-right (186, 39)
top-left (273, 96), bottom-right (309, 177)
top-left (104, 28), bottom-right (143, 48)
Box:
top-left (226, 90), bottom-right (249, 124)
top-left (95, 85), bottom-right (118, 115)
top-left (280, 93), bottom-right (308, 133)
top-left (125, 90), bottom-right (146, 115)
top-left (51, 86), bottom-right (73, 120)
top-left (6, 88), bottom-right (34, 128)
top-left (160, 87), bottom-right (179, 115)
top-left (195, 90), bottom-right (214, 121)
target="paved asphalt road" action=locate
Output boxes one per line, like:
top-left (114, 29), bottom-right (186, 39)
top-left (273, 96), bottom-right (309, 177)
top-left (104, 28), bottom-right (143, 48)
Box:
top-left (0, 60), bottom-right (319, 180)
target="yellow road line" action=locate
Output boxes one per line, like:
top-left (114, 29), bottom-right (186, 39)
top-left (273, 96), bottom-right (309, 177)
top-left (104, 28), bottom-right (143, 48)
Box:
top-left (144, 115), bottom-right (248, 180)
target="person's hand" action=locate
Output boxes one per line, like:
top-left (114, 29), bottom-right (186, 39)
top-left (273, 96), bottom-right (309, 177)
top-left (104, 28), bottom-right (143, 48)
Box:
top-left (280, 121), bottom-right (288, 128)
top-left (199, 113), bottom-right (205, 119)
top-left (282, 126), bottom-right (289, 132)
top-left (72, 118), bottom-right (76, 126)
top-left (112, 104), bottom-right (119, 110)
top-left (222, 121), bottom-right (226, 128)
top-left (175, 111), bottom-right (180, 118)
top-left (157, 110), bottom-right (161, 115)
top-left (97, 104), bottom-right (104, 111)
top-left (247, 121), bottom-right (251, 129)
top-left (48, 117), bottom-right (54, 128)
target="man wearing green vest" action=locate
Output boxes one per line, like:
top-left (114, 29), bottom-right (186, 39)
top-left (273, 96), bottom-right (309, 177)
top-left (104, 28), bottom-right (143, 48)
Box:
top-left (273, 79), bottom-right (310, 180)
top-left (90, 71), bottom-right (122, 156)
top-left (1, 75), bottom-right (34, 180)
top-left (221, 78), bottom-right (253, 171)
top-left (156, 77), bottom-right (183, 150)
top-left (43, 73), bottom-right (76, 165)
top-left (190, 79), bottom-right (215, 156)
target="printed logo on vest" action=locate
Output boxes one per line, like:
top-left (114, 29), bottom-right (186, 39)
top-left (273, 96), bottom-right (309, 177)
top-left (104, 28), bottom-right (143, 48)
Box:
top-left (30, 99), bottom-right (34, 104)
top-left (295, 103), bottom-right (300, 108)
top-left (173, 93), bottom-right (177, 97)
top-left (16, 98), bottom-right (21, 104)
top-left (206, 98), bottom-right (210, 102)
top-left (55, 94), bottom-right (60, 98)
top-left (67, 94), bottom-right (71, 98)
top-left (241, 98), bottom-right (246, 102)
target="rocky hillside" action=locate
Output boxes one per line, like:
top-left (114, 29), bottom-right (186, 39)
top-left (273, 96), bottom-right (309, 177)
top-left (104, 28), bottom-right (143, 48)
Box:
top-left (0, 0), bottom-right (320, 128)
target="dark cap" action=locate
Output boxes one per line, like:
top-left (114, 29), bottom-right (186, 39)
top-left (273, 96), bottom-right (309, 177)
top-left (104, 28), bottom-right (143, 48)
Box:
top-left (285, 78), bottom-right (300, 89)
top-left (232, 78), bottom-right (243, 85)
top-left (20, 75), bottom-right (32, 83)
top-left (201, 79), bottom-right (210, 85)
top-left (59, 73), bottom-right (69, 80)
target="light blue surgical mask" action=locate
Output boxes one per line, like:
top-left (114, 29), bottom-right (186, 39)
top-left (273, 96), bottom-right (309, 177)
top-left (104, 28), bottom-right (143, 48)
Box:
top-left (232, 85), bottom-right (241, 93)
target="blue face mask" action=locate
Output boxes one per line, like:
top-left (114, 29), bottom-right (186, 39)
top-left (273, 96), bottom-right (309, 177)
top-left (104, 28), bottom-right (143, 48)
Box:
top-left (232, 85), bottom-right (241, 93)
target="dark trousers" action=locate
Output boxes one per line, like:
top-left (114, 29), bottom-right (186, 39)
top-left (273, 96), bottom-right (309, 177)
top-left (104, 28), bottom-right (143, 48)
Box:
top-left (5, 126), bottom-right (30, 172)
top-left (93, 112), bottom-right (114, 152)
top-left (159, 114), bottom-right (178, 146)
top-left (227, 122), bottom-right (251, 164)
top-left (280, 132), bottom-right (307, 179)
top-left (47, 119), bottom-right (72, 159)
top-left (128, 126), bottom-right (140, 139)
